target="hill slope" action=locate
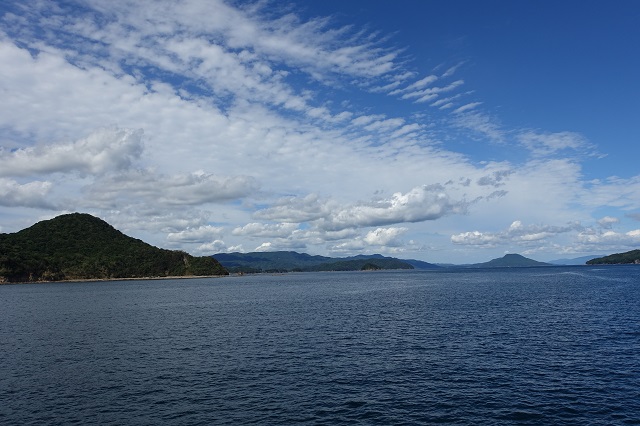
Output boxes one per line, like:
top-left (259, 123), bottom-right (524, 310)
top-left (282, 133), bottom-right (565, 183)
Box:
top-left (586, 250), bottom-right (640, 265)
top-left (213, 251), bottom-right (414, 273)
top-left (471, 253), bottom-right (551, 268)
top-left (0, 213), bottom-right (228, 282)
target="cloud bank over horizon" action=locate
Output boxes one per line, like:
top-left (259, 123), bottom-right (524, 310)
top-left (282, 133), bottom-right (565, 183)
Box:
top-left (1, 0), bottom-right (639, 263)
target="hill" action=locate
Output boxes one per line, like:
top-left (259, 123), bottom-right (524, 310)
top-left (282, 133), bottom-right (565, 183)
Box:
top-left (470, 253), bottom-right (551, 268)
top-left (586, 250), bottom-right (640, 265)
top-left (213, 251), bottom-right (416, 273)
top-left (0, 213), bottom-right (228, 283)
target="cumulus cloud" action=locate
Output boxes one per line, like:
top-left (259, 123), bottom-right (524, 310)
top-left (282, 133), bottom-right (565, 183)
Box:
top-left (193, 240), bottom-right (229, 255)
top-left (0, 128), bottom-right (143, 177)
top-left (597, 216), bottom-right (619, 229)
top-left (576, 228), bottom-right (640, 248)
top-left (319, 185), bottom-right (468, 231)
top-left (451, 220), bottom-right (582, 247)
top-left (256, 185), bottom-right (469, 232)
top-left (232, 222), bottom-right (299, 238)
top-left (167, 225), bottom-right (225, 243)
top-left (0, 178), bottom-right (56, 209)
top-left (254, 193), bottom-right (333, 223)
top-left (363, 227), bottom-right (408, 246)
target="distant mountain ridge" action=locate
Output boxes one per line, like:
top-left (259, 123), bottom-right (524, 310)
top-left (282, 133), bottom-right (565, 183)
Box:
top-left (468, 253), bottom-right (551, 268)
top-left (213, 251), bottom-right (441, 273)
top-left (548, 255), bottom-right (606, 265)
top-left (0, 213), bottom-right (228, 283)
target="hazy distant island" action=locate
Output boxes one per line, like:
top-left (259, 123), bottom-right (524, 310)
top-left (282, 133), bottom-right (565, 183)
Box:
top-left (466, 253), bottom-right (551, 268)
top-left (0, 213), bottom-right (228, 283)
top-left (212, 251), bottom-right (559, 273)
top-left (586, 250), bottom-right (640, 265)
top-left (212, 251), bottom-right (440, 273)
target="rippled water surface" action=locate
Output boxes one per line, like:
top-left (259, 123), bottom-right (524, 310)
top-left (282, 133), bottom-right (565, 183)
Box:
top-left (2, 266), bottom-right (640, 424)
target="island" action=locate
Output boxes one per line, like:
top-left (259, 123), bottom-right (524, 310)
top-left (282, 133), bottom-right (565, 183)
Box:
top-left (212, 251), bottom-right (440, 273)
top-left (0, 213), bottom-right (228, 283)
top-left (586, 250), bottom-right (640, 265)
top-left (468, 253), bottom-right (551, 268)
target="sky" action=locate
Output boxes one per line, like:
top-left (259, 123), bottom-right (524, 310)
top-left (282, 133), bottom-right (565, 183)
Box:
top-left (0, 0), bottom-right (639, 264)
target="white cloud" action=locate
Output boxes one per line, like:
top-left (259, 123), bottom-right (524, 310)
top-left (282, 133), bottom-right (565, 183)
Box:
top-left (85, 170), bottom-right (259, 208)
top-left (408, 75), bottom-right (438, 90)
top-left (193, 240), bottom-right (229, 255)
top-left (0, 178), bottom-right (56, 209)
top-left (441, 62), bottom-right (464, 78)
top-left (363, 227), bottom-right (408, 246)
top-left (453, 102), bottom-right (482, 114)
top-left (255, 184), bottom-right (471, 232)
top-left (319, 184), bottom-right (468, 231)
top-left (452, 111), bottom-right (505, 142)
top-left (576, 229), bottom-right (640, 248)
top-left (517, 131), bottom-right (596, 157)
top-left (167, 225), bottom-right (225, 243)
top-left (597, 216), bottom-right (619, 229)
top-left (254, 242), bottom-right (274, 252)
top-left (451, 220), bottom-right (582, 247)
top-left (254, 193), bottom-right (333, 223)
top-left (232, 222), bottom-right (299, 238)
top-left (0, 0), bottom-right (635, 263)
top-left (0, 128), bottom-right (143, 177)
top-left (397, 80), bottom-right (464, 103)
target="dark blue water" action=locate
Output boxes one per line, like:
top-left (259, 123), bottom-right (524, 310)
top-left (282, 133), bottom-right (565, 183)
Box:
top-left (2, 266), bottom-right (640, 425)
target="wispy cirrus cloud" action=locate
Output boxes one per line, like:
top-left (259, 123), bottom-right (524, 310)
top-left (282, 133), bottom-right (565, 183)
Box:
top-left (517, 131), bottom-right (599, 157)
top-left (0, 0), bottom-right (633, 263)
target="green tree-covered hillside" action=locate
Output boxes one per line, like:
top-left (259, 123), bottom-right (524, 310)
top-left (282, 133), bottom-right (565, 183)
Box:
top-left (587, 250), bottom-right (640, 265)
top-left (0, 213), bottom-right (228, 282)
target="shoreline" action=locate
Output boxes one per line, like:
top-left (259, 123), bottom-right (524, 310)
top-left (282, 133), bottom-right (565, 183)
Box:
top-left (0, 274), bottom-right (229, 285)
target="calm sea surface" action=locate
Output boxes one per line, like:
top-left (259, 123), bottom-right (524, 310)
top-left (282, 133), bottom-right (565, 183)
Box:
top-left (1, 266), bottom-right (640, 425)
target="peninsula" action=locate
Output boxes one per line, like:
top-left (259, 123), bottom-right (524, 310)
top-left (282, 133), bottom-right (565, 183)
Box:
top-left (0, 213), bottom-right (228, 283)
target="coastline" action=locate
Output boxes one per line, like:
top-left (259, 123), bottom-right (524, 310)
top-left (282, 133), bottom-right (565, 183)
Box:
top-left (0, 274), bottom-right (229, 285)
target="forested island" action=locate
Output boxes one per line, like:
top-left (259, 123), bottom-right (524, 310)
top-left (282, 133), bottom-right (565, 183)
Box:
top-left (586, 250), bottom-right (640, 265)
top-left (0, 213), bottom-right (228, 283)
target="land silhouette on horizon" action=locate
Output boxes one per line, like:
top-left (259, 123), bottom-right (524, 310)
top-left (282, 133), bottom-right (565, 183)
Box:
top-left (2, 213), bottom-right (635, 283)
top-left (0, 213), bottom-right (228, 283)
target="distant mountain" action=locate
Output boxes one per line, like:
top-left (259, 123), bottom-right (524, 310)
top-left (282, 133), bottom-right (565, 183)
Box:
top-left (402, 259), bottom-right (442, 270)
top-left (586, 250), bottom-right (640, 265)
top-left (548, 255), bottom-right (606, 265)
top-left (470, 253), bottom-right (551, 268)
top-left (0, 213), bottom-right (228, 283)
top-left (213, 250), bottom-right (417, 273)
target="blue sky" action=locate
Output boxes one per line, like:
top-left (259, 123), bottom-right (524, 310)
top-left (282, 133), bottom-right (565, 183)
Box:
top-left (0, 0), bottom-right (639, 263)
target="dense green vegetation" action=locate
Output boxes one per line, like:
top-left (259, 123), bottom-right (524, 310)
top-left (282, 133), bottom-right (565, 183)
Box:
top-left (0, 213), bottom-right (228, 283)
top-left (586, 250), bottom-right (640, 265)
top-left (213, 251), bottom-right (416, 273)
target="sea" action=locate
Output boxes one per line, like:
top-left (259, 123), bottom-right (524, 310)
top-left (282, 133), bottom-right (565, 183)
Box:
top-left (1, 266), bottom-right (639, 425)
